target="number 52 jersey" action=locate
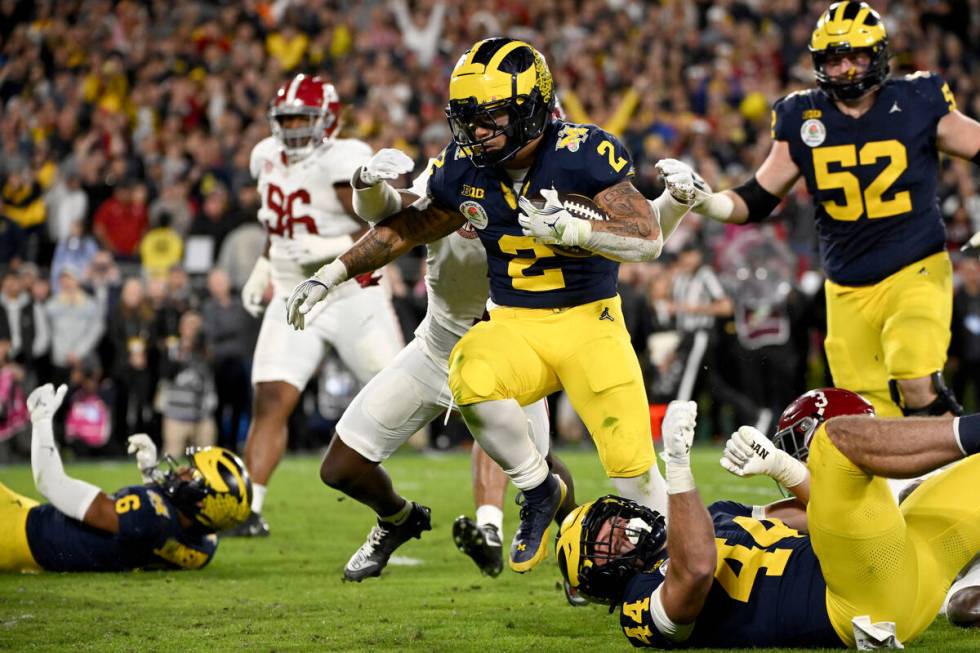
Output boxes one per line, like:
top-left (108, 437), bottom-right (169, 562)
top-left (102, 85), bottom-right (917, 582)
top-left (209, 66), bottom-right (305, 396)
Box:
top-left (773, 72), bottom-right (956, 286)
top-left (618, 501), bottom-right (843, 649)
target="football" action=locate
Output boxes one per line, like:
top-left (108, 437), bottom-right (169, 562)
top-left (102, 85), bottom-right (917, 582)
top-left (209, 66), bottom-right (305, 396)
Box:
top-left (527, 191), bottom-right (609, 257)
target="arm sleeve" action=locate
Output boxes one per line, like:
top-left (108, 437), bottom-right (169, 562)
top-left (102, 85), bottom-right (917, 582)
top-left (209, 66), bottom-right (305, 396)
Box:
top-left (578, 127), bottom-right (634, 198)
top-left (31, 418), bottom-right (102, 521)
top-left (770, 96), bottom-right (792, 142)
top-left (919, 72), bottom-right (957, 120)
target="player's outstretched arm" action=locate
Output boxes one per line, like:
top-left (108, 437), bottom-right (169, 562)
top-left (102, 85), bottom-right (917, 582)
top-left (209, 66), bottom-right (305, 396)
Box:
top-left (656, 401), bottom-right (716, 640)
top-left (691, 141), bottom-right (801, 224)
top-left (286, 204), bottom-right (464, 329)
top-left (720, 426), bottom-right (810, 502)
top-left (27, 384), bottom-right (119, 533)
top-left (937, 109), bottom-right (980, 163)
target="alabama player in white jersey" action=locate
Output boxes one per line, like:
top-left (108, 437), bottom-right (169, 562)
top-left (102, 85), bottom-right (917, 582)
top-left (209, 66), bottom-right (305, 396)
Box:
top-left (228, 74), bottom-right (403, 536)
top-left (316, 148), bottom-right (579, 582)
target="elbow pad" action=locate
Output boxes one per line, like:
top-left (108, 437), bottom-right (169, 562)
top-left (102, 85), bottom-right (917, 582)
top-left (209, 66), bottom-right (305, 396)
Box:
top-left (732, 176), bottom-right (781, 223)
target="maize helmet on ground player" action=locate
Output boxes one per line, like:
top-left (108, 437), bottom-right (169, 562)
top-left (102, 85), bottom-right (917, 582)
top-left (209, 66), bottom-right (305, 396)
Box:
top-left (809, 1), bottom-right (889, 101)
top-left (555, 495), bottom-right (667, 606)
top-left (772, 388), bottom-right (876, 462)
top-left (446, 37), bottom-right (555, 167)
top-left (269, 74), bottom-right (342, 161)
top-left (153, 446), bottom-right (253, 531)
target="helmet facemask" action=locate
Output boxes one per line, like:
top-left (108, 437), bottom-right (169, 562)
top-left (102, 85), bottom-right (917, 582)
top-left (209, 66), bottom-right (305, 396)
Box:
top-left (812, 42), bottom-right (889, 102)
top-left (771, 415), bottom-right (819, 463)
top-left (269, 107), bottom-right (332, 162)
top-left (557, 496), bottom-right (667, 607)
top-left (446, 89), bottom-right (549, 167)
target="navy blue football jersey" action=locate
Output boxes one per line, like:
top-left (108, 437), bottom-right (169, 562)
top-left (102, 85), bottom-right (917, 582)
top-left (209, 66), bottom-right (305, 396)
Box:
top-left (619, 501), bottom-right (843, 649)
top-left (773, 73), bottom-right (956, 286)
top-left (425, 121), bottom-right (633, 308)
top-left (25, 485), bottom-right (217, 572)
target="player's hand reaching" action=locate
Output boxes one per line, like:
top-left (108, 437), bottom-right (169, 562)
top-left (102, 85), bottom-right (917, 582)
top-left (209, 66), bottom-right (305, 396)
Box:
top-left (517, 188), bottom-right (591, 248)
top-left (285, 260), bottom-right (349, 330)
top-left (127, 434), bottom-right (158, 482)
top-left (242, 256), bottom-right (272, 318)
top-left (720, 426), bottom-right (807, 488)
top-left (655, 159), bottom-right (712, 207)
top-left (661, 400), bottom-right (698, 466)
top-left (27, 383), bottom-right (68, 423)
top-left (359, 148), bottom-right (415, 187)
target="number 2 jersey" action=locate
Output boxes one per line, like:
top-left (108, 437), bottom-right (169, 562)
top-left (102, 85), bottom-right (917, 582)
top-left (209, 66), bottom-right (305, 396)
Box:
top-left (619, 501), bottom-right (844, 649)
top-left (420, 120), bottom-right (633, 309)
top-left (772, 73), bottom-right (956, 286)
top-left (25, 485), bottom-right (217, 571)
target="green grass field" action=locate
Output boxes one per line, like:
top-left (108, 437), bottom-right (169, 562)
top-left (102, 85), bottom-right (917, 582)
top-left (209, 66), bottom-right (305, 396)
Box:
top-left (0, 447), bottom-right (976, 652)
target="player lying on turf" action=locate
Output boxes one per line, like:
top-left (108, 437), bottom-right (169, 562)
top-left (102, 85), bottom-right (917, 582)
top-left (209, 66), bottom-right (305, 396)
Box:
top-left (0, 384), bottom-right (252, 572)
top-left (720, 387), bottom-right (980, 629)
top-left (557, 394), bottom-right (980, 648)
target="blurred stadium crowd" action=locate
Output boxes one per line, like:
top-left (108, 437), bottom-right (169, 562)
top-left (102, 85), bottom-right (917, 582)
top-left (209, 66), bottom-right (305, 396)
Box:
top-left (1, 0), bottom-right (979, 460)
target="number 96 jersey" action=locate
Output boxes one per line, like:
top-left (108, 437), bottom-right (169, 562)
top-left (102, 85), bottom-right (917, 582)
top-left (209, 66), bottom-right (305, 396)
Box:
top-left (250, 136), bottom-right (373, 294)
top-left (773, 72), bottom-right (956, 286)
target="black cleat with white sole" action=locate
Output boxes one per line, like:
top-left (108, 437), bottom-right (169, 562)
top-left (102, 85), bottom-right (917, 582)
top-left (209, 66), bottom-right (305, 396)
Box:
top-left (343, 502), bottom-right (432, 581)
top-left (452, 515), bottom-right (503, 577)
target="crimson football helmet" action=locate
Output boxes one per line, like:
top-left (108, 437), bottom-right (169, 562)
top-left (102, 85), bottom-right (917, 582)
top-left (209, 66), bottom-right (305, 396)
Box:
top-left (268, 74), bottom-right (341, 161)
top-left (772, 388), bottom-right (875, 462)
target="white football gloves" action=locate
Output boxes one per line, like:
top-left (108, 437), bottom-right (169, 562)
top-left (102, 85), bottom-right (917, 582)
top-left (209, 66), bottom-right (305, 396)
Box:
top-left (241, 256), bottom-right (272, 318)
top-left (654, 159), bottom-right (713, 207)
top-left (517, 188), bottom-right (592, 248)
top-left (720, 425), bottom-right (808, 489)
top-left (285, 259), bottom-right (349, 330)
top-left (661, 400), bottom-right (698, 494)
top-left (27, 383), bottom-right (68, 423)
top-left (359, 148), bottom-right (415, 187)
top-left (126, 433), bottom-right (158, 483)
top-left (277, 234), bottom-right (354, 267)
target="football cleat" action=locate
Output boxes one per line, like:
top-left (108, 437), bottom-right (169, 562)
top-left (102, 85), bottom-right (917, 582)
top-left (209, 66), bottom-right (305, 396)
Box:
top-left (563, 578), bottom-right (589, 607)
top-left (452, 515), bottom-right (503, 577)
top-left (343, 502), bottom-right (432, 582)
top-left (221, 511), bottom-right (269, 537)
top-left (509, 474), bottom-right (566, 573)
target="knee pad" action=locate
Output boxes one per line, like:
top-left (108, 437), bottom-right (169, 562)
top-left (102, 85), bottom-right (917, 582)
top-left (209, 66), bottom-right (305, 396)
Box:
top-left (888, 372), bottom-right (964, 416)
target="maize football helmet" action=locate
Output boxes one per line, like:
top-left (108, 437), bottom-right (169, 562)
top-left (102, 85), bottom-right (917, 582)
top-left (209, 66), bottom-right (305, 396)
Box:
top-left (445, 38), bottom-right (555, 167)
top-left (772, 388), bottom-right (875, 462)
top-left (555, 495), bottom-right (666, 606)
top-left (810, 2), bottom-right (889, 101)
top-left (269, 74), bottom-right (341, 161)
top-left (153, 446), bottom-right (253, 532)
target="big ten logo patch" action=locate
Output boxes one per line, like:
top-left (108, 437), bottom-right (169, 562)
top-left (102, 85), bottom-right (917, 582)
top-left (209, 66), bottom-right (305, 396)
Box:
top-left (263, 184), bottom-right (318, 237)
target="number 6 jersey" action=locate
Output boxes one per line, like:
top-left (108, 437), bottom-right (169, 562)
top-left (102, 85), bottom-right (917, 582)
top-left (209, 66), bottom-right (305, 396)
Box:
top-left (772, 72), bottom-right (955, 286)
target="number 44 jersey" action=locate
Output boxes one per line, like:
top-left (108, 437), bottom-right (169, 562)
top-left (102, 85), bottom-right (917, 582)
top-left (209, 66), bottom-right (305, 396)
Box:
top-left (250, 136), bottom-right (373, 294)
top-left (619, 501), bottom-right (843, 649)
top-left (773, 72), bottom-right (956, 286)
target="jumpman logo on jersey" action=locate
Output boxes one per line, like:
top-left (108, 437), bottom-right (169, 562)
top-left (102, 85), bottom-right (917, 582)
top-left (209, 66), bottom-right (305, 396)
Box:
top-left (889, 101), bottom-right (902, 113)
top-left (599, 307), bottom-right (614, 322)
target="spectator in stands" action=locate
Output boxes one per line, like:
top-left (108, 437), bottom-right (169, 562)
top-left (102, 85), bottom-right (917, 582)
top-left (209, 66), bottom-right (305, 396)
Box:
top-left (50, 219), bottom-right (98, 293)
top-left (0, 212), bottom-right (26, 265)
top-left (159, 311), bottom-right (217, 457)
top-left (0, 166), bottom-right (45, 262)
top-left (951, 257), bottom-right (980, 411)
top-left (107, 278), bottom-right (156, 445)
top-left (0, 268), bottom-right (50, 386)
top-left (45, 265), bottom-right (104, 387)
top-left (92, 180), bottom-right (149, 261)
top-left (201, 269), bottom-right (252, 450)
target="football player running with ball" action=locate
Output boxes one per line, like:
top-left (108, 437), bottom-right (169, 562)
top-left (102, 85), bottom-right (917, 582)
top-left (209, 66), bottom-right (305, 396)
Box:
top-left (315, 147), bottom-right (577, 582)
top-left (288, 38), bottom-right (697, 574)
top-left (0, 384), bottom-right (252, 572)
top-left (678, 1), bottom-right (980, 418)
top-left (230, 75), bottom-right (403, 536)
top-left (558, 395), bottom-right (980, 648)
